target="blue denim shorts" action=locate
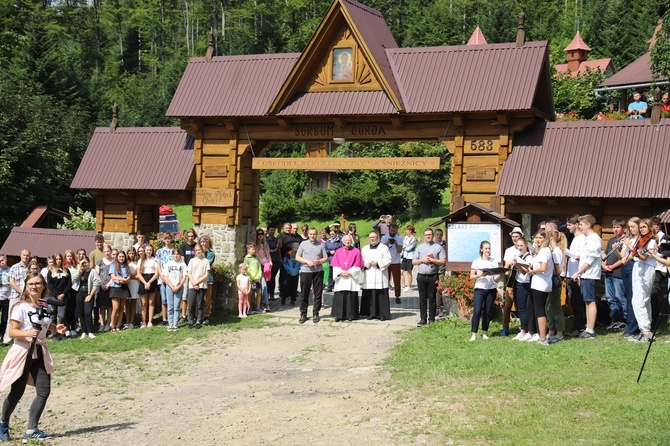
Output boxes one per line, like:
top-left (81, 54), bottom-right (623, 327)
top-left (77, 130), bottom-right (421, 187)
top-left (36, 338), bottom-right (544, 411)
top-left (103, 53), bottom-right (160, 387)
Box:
top-left (580, 278), bottom-right (596, 302)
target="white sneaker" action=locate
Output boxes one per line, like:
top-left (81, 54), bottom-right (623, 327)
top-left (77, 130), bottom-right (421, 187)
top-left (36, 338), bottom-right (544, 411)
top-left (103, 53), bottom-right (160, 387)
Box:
top-left (88, 333), bottom-right (96, 339)
top-left (512, 332), bottom-right (524, 341)
top-left (470, 334), bottom-right (476, 341)
top-left (80, 333), bottom-right (86, 339)
top-left (527, 333), bottom-right (540, 343)
top-left (482, 334), bottom-right (489, 340)
top-left (518, 333), bottom-right (532, 341)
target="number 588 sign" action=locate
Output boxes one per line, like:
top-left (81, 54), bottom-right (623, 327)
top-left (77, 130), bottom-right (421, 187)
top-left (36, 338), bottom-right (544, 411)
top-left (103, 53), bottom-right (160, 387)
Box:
top-left (467, 139), bottom-right (498, 152)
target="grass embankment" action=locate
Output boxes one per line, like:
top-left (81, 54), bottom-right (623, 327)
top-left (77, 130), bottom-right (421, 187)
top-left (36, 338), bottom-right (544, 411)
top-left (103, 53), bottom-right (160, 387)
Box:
top-left (385, 319), bottom-right (670, 445)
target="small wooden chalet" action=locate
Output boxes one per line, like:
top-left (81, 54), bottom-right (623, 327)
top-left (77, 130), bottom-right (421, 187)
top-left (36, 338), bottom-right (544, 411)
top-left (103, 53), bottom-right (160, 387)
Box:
top-left (71, 127), bottom-right (194, 234)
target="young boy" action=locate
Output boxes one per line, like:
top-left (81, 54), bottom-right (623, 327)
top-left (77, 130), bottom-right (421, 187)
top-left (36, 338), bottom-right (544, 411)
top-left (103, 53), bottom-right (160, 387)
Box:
top-left (243, 243), bottom-right (262, 313)
top-left (89, 234), bottom-right (105, 266)
top-left (178, 229), bottom-right (198, 322)
top-left (282, 242), bottom-right (301, 306)
top-left (572, 214), bottom-right (603, 339)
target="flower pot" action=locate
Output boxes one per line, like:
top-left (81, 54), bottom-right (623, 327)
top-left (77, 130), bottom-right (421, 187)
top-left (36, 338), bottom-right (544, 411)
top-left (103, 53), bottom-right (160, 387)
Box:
top-left (458, 306), bottom-right (473, 322)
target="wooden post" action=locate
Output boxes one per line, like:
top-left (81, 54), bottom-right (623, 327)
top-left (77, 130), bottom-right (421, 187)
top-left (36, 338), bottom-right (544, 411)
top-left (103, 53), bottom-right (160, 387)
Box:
top-left (651, 87), bottom-right (661, 124)
top-left (516, 13), bottom-right (526, 47)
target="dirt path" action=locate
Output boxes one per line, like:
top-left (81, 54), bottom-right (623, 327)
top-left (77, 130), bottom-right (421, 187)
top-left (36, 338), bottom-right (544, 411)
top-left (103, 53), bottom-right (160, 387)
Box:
top-left (9, 294), bottom-right (434, 445)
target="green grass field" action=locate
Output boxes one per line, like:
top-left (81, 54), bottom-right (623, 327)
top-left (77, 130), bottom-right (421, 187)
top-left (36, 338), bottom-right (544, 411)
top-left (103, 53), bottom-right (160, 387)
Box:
top-left (385, 319), bottom-right (670, 445)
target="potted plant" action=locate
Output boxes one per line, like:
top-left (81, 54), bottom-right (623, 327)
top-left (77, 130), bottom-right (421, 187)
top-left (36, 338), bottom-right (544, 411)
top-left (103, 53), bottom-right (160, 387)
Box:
top-left (211, 262), bottom-right (236, 307)
top-left (439, 270), bottom-right (475, 320)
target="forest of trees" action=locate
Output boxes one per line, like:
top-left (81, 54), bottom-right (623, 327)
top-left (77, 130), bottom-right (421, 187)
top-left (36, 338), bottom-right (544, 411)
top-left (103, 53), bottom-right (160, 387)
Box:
top-left (0, 0), bottom-right (667, 233)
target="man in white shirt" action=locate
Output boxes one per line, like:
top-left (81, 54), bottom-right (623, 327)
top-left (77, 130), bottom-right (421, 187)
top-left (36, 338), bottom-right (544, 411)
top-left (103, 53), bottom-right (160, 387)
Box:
top-left (565, 215), bottom-right (586, 336)
top-left (572, 214), bottom-right (602, 339)
top-left (381, 224), bottom-right (403, 304)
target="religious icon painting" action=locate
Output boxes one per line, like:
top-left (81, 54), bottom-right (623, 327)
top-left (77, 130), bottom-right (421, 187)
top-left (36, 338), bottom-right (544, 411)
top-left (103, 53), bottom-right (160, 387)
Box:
top-left (332, 47), bottom-right (354, 82)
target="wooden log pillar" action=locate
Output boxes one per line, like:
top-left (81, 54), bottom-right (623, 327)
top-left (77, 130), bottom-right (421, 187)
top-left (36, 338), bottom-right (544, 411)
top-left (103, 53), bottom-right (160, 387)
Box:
top-left (193, 125), bottom-right (267, 266)
top-left (450, 123), bottom-right (465, 209)
top-left (306, 142), bottom-right (331, 190)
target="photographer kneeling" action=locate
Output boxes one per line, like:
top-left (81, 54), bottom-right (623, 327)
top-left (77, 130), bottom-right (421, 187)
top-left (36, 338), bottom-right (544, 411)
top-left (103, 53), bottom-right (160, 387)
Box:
top-left (0, 271), bottom-right (66, 442)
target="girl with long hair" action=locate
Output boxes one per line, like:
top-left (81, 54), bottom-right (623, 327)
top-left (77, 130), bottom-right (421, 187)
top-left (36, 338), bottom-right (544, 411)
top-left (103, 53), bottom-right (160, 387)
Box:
top-left (108, 250), bottom-right (130, 333)
top-left (401, 225), bottom-right (417, 291)
top-left (0, 272), bottom-right (66, 442)
top-left (619, 217), bottom-right (641, 338)
top-left (627, 218), bottom-right (658, 342)
top-left (512, 237), bottom-right (533, 340)
top-left (125, 247), bottom-right (140, 329)
top-left (526, 231), bottom-right (553, 345)
top-left (72, 256), bottom-right (100, 338)
top-left (137, 244), bottom-right (159, 328)
top-left (469, 241), bottom-right (501, 341)
top-left (254, 231), bottom-right (271, 313)
top-left (46, 253), bottom-right (71, 341)
top-left (63, 250), bottom-right (78, 337)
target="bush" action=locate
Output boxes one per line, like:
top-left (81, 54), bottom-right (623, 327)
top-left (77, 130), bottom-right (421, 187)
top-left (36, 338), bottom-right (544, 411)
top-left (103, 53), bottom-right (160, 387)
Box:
top-left (57, 207), bottom-right (96, 231)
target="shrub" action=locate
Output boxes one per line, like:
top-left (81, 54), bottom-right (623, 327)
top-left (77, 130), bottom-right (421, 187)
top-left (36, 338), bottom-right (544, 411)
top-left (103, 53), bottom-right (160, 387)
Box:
top-left (439, 270), bottom-right (474, 313)
top-left (57, 207), bottom-right (96, 231)
top-left (211, 262), bottom-right (236, 286)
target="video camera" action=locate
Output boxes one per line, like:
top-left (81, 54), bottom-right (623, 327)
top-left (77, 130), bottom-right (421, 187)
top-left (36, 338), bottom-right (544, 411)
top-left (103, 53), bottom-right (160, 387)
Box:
top-left (27, 297), bottom-right (64, 331)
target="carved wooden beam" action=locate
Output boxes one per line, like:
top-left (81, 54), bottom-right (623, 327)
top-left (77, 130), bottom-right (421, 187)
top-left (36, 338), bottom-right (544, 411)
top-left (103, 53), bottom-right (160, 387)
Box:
top-left (223, 118), bottom-right (238, 131)
top-left (276, 117), bottom-right (292, 128)
top-left (496, 113), bottom-right (509, 126)
top-left (390, 116), bottom-right (405, 128)
top-left (333, 117), bottom-right (346, 127)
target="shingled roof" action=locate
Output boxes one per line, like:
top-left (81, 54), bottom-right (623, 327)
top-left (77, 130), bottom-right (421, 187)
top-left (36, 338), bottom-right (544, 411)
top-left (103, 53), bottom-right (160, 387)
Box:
top-left (71, 127), bottom-right (194, 190)
top-left (388, 41), bottom-right (551, 114)
top-left (598, 52), bottom-right (655, 88)
top-left (167, 0), bottom-right (553, 119)
top-left (167, 41), bottom-right (553, 118)
top-left (497, 119), bottom-right (670, 199)
top-left (166, 53), bottom-right (299, 118)
top-left (1, 228), bottom-right (97, 259)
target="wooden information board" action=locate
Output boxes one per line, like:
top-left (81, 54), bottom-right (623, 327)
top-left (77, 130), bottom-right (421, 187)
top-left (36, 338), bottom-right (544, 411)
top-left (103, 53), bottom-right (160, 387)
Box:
top-left (252, 157), bottom-right (440, 170)
top-left (194, 188), bottom-right (235, 207)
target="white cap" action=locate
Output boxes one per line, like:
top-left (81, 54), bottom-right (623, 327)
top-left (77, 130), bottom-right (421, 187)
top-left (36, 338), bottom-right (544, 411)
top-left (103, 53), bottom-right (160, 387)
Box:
top-left (509, 227), bottom-right (523, 236)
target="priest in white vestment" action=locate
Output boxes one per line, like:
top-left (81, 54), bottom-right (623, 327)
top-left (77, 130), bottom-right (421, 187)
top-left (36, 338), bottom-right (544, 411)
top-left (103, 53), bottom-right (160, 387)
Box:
top-left (360, 231), bottom-right (392, 320)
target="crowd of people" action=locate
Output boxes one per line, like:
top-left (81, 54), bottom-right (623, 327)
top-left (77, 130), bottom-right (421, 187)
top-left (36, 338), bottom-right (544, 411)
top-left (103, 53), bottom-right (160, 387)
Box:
top-left (238, 215), bottom-right (450, 326)
top-left (474, 214), bottom-right (669, 345)
top-left (0, 229), bottom-right (218, 345)
top-left (0, 212), bottom-right (666, 440)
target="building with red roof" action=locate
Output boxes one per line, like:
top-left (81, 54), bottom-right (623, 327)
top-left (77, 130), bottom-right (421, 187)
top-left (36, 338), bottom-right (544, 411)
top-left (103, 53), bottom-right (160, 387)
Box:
top-left (554, 32), bottom-right (615, 78)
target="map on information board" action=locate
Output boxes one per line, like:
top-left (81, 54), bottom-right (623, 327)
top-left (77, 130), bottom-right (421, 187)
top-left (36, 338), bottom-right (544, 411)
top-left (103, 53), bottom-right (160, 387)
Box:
top-left (446, 223), bottom-right (502, 263)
